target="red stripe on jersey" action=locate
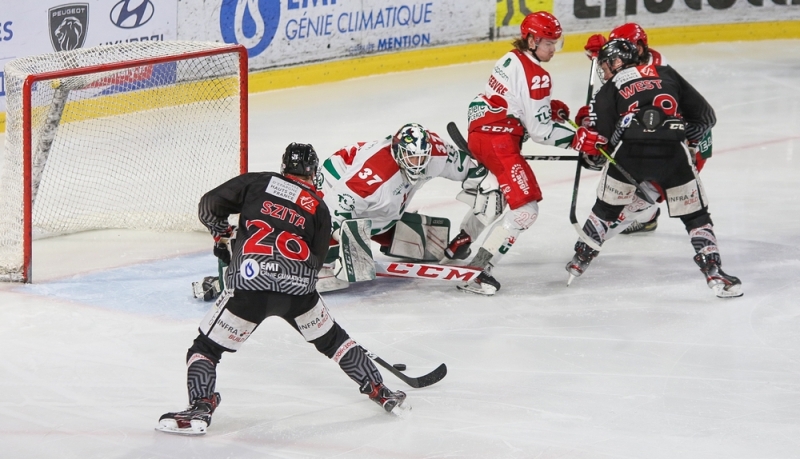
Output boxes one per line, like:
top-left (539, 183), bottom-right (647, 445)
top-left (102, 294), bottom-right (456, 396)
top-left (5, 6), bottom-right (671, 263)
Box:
top-left (333, 142), bottom-right (366, 166)
top-left (345, 147), bottom-right (400, 198)
top-left (512, 49), bottom-right (551, 100)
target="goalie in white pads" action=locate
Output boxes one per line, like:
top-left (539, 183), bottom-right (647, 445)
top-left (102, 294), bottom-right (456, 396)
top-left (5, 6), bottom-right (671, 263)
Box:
top-left (158, 144), bottom-right (407, 435)
top-left (316, 122), bottom-right (477, 292)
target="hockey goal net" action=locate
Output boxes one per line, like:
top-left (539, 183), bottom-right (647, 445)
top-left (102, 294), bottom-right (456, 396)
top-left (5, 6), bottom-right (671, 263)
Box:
top-left (0, 41), bottom-right (248, 282)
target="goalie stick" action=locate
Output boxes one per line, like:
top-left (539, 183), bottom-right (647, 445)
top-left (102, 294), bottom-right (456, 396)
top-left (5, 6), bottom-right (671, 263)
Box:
top-left (446, 122), bottom-right (579, 161)
top-left (362, 347), bottom-right (447, 389)
top-left (374, 260), bottom-right (481, 283)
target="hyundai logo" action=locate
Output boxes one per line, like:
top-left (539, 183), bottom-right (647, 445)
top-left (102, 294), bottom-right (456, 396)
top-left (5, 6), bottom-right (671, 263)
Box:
top-left (110, 0), bottom-right (154, 29)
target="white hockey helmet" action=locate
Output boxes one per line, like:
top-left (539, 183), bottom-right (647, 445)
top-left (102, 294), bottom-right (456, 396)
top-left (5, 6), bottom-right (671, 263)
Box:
top-left (392, 123), bottom-right (432, 184)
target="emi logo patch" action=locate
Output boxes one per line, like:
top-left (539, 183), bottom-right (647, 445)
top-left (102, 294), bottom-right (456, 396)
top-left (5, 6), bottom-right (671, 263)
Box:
top-left (49, 3), bottom-right (89, 52)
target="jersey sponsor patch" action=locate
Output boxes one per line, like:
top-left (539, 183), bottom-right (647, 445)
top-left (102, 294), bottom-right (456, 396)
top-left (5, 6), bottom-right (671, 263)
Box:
top-left (666, 180), bottom-right (705, 216)
top-left (200, 294), bottom-right (257, 351)
top-left (294, 300), bottom-right (334, 342)
top-left (266, 177), bottom-right (301, 202)
top-left (266, 176), bottom-right (319, 214)
top-left (596, 174), bottom-right (636, 205)
top-left (297, 189), bottom-right (318, 213)
top-left (240, 259), bottom-right (260, 280)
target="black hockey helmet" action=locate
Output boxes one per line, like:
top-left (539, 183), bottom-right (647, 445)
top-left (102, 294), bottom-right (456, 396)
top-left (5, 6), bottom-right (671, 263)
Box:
top-left (598, 39), bottom-right (639, 75)
top-left (281, 143), bottom-right (319, 177)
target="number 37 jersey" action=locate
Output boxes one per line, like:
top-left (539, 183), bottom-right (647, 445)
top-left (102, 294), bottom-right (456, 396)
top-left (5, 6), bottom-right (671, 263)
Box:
top-left (199, 172), bottom-right (332, 295)
top-left (319, 131), bottom-right (471, 235)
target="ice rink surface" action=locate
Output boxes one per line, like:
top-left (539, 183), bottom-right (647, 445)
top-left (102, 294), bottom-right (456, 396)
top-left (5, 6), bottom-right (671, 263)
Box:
top-left (1, 40), bottom-right (799, 458)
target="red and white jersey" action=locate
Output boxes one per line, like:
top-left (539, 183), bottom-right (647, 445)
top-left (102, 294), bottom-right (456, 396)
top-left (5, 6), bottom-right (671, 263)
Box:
top-left (319, 131), bottom-right (471, 235)
top-left (647, 48), bottom-right (668, 66)
top-left (467, 49), bottom-right (575, 148)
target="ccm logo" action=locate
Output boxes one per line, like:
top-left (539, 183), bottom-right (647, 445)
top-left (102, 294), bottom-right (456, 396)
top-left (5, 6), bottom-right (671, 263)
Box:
top-left (480, 126), bottom-right (515, 133)
top-left (384, 263), bottom-right (477, 281)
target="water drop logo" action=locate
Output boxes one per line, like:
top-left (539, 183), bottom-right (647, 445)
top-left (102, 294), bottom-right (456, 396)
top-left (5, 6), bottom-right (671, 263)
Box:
top-left (240, 259), bottom-right (260, 280)
top-left (220, 0), bottom-right (280, 58)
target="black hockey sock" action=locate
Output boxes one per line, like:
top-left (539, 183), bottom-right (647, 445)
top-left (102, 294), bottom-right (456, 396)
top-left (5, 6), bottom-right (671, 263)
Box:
top-left (187, 353), bottom-right (217, 403)
top-left (336, 343), bottom-right (383, 388)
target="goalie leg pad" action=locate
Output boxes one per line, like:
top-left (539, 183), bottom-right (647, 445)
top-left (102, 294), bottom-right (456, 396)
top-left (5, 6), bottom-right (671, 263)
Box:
top-left (382, 212), bottom-right (451, 261)
top-left (338, 219), bottom-right (376, 282)
top-left (471, 201), bottom-right (538, 269)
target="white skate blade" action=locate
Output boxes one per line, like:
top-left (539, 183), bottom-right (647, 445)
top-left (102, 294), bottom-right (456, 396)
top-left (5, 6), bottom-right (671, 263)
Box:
top-left (457, 281), bottom-right (496, 296)
top-left (389, 401), bottom-right (412, 417)
top-left (712, 283), bottom-right (743, 298)
top-left (567, 273), bottom-right (577, 286)
top-left (155, 418), bottom-right (208, 436)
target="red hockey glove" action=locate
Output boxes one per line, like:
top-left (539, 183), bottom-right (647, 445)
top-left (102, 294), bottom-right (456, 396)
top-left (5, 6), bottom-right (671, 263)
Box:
top-left (550, 99), bottom-right (570, 123)
top-left (584, 34), bottom-right (607, 59)
top-left (571, 127), bottom-right (607, 156)
top-left (575, 105), bottom-right (591, 128)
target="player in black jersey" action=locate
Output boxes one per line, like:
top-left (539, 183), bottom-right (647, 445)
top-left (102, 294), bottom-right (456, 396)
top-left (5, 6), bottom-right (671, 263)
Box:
top-left (157, 143), bottom-right (407, 436)
top-left (565, 39), bottom-right (742, 299)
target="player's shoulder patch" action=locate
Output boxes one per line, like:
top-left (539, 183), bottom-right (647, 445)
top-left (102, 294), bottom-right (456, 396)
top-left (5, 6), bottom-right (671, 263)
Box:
top-left (345, 146), bottom-right (400, 198)
top-left (266, 176), bottom-right (319, 213)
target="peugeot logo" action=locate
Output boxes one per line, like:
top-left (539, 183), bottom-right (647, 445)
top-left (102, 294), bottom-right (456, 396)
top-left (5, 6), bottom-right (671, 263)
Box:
top-left (109, 0), bottom-right (154, 29)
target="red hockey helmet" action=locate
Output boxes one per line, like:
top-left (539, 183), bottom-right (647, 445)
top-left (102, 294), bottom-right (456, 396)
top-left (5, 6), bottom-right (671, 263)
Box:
top-left (609, 23), bottom-right (648, 48)
top-left (520, 12), bottom-right (562, 41)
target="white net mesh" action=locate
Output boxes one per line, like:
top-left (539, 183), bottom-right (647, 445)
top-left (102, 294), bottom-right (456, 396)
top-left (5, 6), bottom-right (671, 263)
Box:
top-left (0, 41), bottom-right (245, 281)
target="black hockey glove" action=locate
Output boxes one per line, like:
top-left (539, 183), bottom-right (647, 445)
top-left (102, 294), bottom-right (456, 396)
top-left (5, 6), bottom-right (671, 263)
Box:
top-left (213, 228), bottom-right (233, 266)
top-left (580, 151), bottom-right (607, 171)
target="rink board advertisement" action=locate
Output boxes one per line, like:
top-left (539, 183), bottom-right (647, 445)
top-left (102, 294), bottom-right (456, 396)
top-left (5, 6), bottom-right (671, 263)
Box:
top-left (498, 0), bottom-right (800, 35)
top-left (0, 0), bottom-right (177, 113)
top-left (177, 0), bottom-right (494, 70)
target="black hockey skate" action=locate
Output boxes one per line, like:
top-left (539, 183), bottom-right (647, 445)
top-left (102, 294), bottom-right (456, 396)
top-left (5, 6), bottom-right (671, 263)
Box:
top-left (621, 208), bottom-right (660, 234)
top-left (444, 230), bottom-right (472, 260)
top-left (566, 241), bottom-right (599, 286)
top-left (457, 271), bottom-right (501, 296)
top-left (156, 393), bottom-right (221, 435)
top-left (360, 381), bottom-right (408, 414)
top-left (694, 253), bottom-right (743, 298)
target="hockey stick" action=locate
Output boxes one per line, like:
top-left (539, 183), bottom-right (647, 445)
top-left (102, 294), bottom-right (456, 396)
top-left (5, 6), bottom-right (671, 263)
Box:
top-left (446, 121), bottom-right (579, 162)
top-left (569, 58), bottom-right (605, 251)
top-left (374, 260), bottom-right (481, 283)
top-left (362, 347), bottom-right (448, 389)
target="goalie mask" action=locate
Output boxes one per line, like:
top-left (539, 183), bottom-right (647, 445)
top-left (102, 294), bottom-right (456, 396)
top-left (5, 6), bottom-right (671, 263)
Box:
top-left (281, 142), bottom-right (319, 177)
top-left (392, 123), bottom-right (432, 184)
top-left (598, 39), bottom-right (639, 76)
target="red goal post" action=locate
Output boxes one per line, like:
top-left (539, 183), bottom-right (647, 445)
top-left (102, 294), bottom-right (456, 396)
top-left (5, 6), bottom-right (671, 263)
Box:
top-left (0, 42), bottom-right (248, 283)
